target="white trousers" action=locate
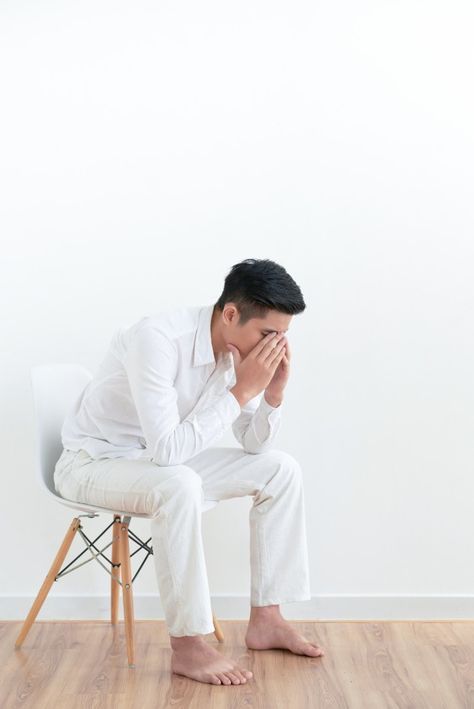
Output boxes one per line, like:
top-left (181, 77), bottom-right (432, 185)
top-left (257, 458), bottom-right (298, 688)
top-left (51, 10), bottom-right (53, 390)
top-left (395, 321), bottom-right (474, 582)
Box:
top-left (53, 445), bottom-right (312, 637)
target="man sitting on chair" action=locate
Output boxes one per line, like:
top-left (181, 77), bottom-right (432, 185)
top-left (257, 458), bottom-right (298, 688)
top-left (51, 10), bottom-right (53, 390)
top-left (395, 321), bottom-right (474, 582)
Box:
top-left (53, 257), bottom-right (324, 686)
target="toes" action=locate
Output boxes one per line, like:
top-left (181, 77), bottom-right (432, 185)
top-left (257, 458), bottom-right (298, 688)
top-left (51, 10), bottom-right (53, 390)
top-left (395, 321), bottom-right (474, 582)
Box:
top-left (306, 643), bottom-right (324, 656)
top-left (234, 670), bottom-right (248, 682)
top-left (297, 634), bottom-right (324, 656)
top-left (225, 671), bottom-right (241, 684)
top-left (216, 672), bottom-right (232, 685)
top-left (291, 641), bottom-right (322, 656)
top-left (211, 674), bottom-right (222, 684)
top-left (243, 669), bottom-right (253, 678)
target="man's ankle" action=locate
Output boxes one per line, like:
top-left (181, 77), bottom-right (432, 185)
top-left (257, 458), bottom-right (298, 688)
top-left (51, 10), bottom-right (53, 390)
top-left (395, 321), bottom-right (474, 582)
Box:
top-left (170, 634), bottom-right (205, 647)
top-left (249, 603), bottom-right (282, 620)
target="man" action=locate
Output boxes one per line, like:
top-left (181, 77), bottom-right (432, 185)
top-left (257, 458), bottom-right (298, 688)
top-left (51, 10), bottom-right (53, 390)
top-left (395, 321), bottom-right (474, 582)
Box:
top-left (53, 257), bottom-right (324, 686)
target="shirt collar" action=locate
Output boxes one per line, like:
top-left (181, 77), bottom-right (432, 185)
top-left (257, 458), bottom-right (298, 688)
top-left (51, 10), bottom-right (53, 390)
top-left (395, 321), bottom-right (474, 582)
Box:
top-left (192, 303), bottom-right (234, 372)
top-left (193, 303), bottom-right (218, 367)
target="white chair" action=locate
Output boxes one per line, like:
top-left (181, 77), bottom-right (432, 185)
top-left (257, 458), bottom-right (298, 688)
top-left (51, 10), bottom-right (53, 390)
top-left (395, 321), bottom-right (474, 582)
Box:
top-left (14, 363), bottom-right (224, 668)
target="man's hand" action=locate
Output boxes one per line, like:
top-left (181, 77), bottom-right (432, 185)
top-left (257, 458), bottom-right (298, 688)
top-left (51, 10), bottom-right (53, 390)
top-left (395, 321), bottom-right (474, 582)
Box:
top-left (264, 335), bottom-right (290, 407)
top-left (228, 333), bottom-right (287, 406)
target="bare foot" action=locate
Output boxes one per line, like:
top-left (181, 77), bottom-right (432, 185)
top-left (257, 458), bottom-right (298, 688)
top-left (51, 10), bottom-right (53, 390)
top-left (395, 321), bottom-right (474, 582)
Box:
top-left (245, 616), bottom-right (325, 657)
top-left (170, 635), bottom-right (254, 685)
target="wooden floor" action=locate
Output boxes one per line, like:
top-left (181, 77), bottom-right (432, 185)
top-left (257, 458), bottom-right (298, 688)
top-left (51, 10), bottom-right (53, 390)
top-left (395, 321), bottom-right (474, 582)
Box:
top-left (1, 619), bottom-right (473, 708)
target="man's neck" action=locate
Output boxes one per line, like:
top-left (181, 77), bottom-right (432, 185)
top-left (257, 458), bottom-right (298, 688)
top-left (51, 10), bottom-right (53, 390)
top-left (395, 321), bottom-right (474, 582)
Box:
top-left (210, 305), bottom-right (227, 361)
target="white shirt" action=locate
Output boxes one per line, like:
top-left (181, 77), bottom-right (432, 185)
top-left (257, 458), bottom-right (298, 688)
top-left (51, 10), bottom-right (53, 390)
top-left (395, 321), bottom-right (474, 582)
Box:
top-left (61, 303), bottom-right (283, 465)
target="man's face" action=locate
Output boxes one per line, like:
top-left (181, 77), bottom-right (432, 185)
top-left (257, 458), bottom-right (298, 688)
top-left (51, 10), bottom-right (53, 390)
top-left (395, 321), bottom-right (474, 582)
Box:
top-left (223, 303), bottom-right (292, 359)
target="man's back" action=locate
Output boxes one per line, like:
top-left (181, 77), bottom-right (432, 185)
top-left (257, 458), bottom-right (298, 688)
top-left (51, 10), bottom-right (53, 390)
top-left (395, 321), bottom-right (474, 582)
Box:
top-left (61, 303), bottom-right (237, 462)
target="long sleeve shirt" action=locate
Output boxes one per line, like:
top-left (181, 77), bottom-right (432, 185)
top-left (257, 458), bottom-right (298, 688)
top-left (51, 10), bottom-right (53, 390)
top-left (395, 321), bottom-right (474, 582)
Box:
top-left (61, 302), bottom-right (283, 465)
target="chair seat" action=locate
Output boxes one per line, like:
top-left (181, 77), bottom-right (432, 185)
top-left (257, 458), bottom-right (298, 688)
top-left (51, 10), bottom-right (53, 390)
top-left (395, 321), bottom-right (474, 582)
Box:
top-left (47, 486), bottom-right (219, 519)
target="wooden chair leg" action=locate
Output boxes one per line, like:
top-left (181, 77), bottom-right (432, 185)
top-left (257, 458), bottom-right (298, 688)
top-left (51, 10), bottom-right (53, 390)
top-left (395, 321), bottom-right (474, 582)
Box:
top-left (111, 515), bottom-right (121, 625)
top-left (119, 516), bottom-right (136, 668)
top-left (15, 517), bottom-right (81, 649)
top-left (212, 612), bottom-right (225, 643)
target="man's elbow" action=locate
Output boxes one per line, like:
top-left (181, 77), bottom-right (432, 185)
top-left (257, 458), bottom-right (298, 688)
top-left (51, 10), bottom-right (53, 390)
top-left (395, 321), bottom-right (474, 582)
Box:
top-left (242, 439), bottom-right (274, 455)
top-left (233, 427), bottom-right (273, 455)
top-left (151, 440), bottom-right (183, 467)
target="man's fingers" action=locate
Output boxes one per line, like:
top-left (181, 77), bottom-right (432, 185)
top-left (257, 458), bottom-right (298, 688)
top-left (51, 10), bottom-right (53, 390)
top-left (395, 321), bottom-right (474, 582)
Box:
top-left (259, 334), bottom-right (287, 362)
top-left (253, 332), bottom-right (279, 358)
top-left (266, 339), bottom-right (286, 365)
top-left (269, 345), bottom-right (286, 370)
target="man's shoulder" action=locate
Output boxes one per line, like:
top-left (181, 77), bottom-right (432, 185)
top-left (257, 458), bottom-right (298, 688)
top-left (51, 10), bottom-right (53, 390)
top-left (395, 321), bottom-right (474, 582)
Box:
top-left (125, 304), bottom-right (201, 346)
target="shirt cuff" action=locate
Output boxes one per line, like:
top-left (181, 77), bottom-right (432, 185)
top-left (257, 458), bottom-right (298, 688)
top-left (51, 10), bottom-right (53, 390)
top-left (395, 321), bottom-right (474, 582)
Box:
top-left (259, 394), bottom-right (283, 416)
top-left (219, 388), bottom-right (242, 424)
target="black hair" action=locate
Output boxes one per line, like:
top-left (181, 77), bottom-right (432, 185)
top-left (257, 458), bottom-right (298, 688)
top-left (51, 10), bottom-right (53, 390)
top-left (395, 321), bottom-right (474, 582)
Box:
top-left (214, 258), bottom-right (306, 326)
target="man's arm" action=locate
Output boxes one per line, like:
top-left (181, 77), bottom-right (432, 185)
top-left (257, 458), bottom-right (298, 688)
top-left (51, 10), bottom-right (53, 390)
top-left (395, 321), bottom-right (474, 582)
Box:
top-left (231, 390), bottom-right (283, 454)
top-left (124, 325), bottom-right (242, 466)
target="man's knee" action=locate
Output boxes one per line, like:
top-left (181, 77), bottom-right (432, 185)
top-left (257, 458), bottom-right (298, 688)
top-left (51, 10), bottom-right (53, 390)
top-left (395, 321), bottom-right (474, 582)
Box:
top-left (260, 448), bottom-right (303, 481)
top-left (146, 464), bottom-right (202, 514)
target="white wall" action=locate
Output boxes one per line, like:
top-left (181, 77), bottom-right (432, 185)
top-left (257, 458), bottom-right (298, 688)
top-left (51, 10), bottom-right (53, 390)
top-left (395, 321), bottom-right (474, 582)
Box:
top-left (1, 0), bottom-right (473, 620)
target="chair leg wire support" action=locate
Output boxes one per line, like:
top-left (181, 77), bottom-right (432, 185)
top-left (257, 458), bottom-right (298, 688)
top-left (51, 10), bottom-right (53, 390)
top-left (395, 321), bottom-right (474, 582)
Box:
top-left (53, 515), bottom-right (154, 587)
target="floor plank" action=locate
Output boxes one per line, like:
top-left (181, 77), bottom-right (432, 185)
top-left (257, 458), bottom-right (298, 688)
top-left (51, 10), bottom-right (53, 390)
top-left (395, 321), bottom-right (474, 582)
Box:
top-left (1, 620), bottom-right (472, 708)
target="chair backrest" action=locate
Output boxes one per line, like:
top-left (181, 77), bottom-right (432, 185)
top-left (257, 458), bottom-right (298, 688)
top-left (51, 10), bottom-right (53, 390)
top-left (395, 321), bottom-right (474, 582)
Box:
top-left (30, 363), bottom-right (220, 516)
top-left (30, 364), bottom-right (92, 495)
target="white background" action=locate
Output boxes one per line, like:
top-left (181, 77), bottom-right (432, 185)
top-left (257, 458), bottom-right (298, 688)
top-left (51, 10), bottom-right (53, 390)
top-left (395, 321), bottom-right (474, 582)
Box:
top-left (1, 0), bottom-right (473, 618)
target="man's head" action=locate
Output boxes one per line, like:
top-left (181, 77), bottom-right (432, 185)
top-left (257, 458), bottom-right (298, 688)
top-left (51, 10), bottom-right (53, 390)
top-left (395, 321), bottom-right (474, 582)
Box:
top-left (211, 258), bottom-right (306, 359)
